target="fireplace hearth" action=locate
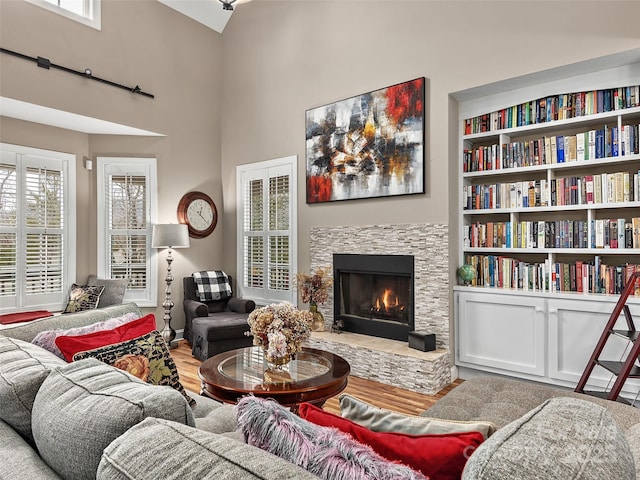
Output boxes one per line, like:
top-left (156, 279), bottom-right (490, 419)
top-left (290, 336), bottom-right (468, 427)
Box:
top-left (333, 253), bottom-right (414, 341)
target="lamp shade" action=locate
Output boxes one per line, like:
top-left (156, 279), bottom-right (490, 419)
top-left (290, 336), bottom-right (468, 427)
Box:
top-left (152, 224), bottom-right (190, 249)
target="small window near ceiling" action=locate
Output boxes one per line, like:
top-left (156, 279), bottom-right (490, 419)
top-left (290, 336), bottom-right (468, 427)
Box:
top-left (25, 0), bottom-right (101, 30)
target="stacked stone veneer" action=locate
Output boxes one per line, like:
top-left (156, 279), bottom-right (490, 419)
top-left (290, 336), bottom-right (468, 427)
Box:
top-left (308, 223), bottom-right (451, 394)
top-left (309, 223), bottom-right (450, 349)
top-left (307, 334), bottom-right (451, 395)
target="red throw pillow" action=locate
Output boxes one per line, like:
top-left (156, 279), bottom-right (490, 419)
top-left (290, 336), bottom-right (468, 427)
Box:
top-left (55, 313), bottom-right (157, 362)
top-left (298, 402), bottom-right (483, 480)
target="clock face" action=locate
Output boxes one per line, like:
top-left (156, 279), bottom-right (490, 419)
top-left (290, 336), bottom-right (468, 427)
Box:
top-left (186, 199), bottom-right (214, 231)
top-left (177, 192), bottom-right (218, 238)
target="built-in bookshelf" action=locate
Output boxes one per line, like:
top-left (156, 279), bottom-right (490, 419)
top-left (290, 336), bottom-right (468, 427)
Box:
top-left (460, 85), bottom-right (640, 298)
top-left (453, 58), bottom-right (640, 398)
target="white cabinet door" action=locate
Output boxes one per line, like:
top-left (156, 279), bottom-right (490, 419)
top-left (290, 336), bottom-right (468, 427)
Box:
top-left (548, 298), bottom-right (640, 395)
top-left (456, 291), bottom-right (546, 377)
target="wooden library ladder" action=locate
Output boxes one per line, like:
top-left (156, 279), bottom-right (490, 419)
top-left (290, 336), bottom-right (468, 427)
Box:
top-left (575, 271), bottom-right (640, 405)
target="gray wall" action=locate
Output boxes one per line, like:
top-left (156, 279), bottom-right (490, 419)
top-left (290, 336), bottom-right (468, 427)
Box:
top-left (220, 1), bottom-right (640, 346)
top-left (0, 0), bottom-right (224, 328)
top-left (221, 0), bottom-right (640, 274)
top-left (2, 0), bottom-right (640, 335)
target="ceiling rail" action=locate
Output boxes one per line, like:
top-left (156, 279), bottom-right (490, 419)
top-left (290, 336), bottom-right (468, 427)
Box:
top-left (0, 47), bottom-right (154, 99)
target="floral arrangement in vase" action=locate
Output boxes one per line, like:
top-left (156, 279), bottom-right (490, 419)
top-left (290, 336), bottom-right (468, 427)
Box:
top-left (247, 302), bottom-right (312, 365)
top-left (295, 266), bottom-right (333, 306)
top-left (295, 266), bottom-right (333, 332)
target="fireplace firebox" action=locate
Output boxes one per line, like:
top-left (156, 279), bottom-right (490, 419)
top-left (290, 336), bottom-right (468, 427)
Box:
top-left (333, 254), bottom-right (414, 341)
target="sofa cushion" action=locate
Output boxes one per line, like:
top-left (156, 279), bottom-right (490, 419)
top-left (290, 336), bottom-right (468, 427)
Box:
top-left (31, 358), bottom-right (195, 480)
top-left (193, 404), bottom-right (240, 434)
top-left (31, 311), bottom-right (140, 359)
top-left (63, 283), bottom-right (105, 313)
top-left (339, 393), bottom-right (496, 439)
top-left (71, 328), bottom-right (195, 407)
top-left (237, 396), bottom-right (427, 480)
top-left (0, 419), bottom-right (60, 480)
top-left (0, 337), bottom-right (66, 443)
top-left (87, 275), bottom-right (129, 308)
top-left (1, 303), bottom-right (143, 344)
top-left (300, 402), bottom-right (483, 480)
top-left (54, 313), bottom-right (157, 361)
top-left (97, 416), bottom-right (318, 480)
top-left (462, 397), bottom-right (635, 480)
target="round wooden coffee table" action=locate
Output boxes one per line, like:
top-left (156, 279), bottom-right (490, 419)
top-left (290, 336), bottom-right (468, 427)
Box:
top-left (198, 346), bottom-right (350, 409)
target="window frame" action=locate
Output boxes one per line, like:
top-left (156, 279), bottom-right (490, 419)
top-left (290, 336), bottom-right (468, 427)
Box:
top-left (24, 0), bottom-right (101, 30)
top-left (96, 157), bottom-right (157, 307)
top-left (236, 155), bottom-right (298, 305)
top-left (0, 143), bottom-right (76, 313)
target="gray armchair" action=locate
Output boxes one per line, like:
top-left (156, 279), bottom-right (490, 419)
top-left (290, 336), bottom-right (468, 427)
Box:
top-left (183, 276), bottom-right (256, 361)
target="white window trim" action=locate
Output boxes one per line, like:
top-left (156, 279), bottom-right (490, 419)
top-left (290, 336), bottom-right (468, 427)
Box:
top-left (0, 143), bottom-right (76, 313)
top-left (25, 0), bottom-right (101, 30)
top-left (96, 157), bottom-right (157, 307)
top-left (236, 155), bottom-right (298, 305)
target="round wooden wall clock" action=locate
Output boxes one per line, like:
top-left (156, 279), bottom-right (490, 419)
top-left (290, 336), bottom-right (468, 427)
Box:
top-left (177, 191), bottom-right (218, 238)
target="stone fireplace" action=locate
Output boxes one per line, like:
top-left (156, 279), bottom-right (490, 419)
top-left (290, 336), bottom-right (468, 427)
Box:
top-left (305, 223), bottom-right (452, 395)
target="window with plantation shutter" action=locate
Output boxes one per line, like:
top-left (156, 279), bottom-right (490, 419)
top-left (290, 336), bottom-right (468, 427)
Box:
top-left (0, 144), bottom-right (76, 313)
top-left (25, 0), bottom-right (101, 30)
top-left (97, 158), bottom-right (157, 307)
top-left (237, 156), bottom-right (297, 304)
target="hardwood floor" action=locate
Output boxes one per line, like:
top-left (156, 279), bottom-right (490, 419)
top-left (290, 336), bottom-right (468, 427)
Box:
top-left (172, 340), bottom-right (462, 415)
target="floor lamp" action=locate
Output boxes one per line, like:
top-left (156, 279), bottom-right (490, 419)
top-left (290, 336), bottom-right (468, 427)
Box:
top-left (152, 224), bottom-right (190, 349)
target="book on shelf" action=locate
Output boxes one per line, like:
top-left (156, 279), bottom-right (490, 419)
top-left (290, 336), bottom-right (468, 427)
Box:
top-left (464, 253), bottom-right (640, 296)
top-left (464, 126), bottom-right (640, 174)
top-left (463, 85), bottom-right (640, 135)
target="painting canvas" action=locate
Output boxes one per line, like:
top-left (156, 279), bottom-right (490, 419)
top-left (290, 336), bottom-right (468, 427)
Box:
top-left (305, 77), bottom-right (425, 204)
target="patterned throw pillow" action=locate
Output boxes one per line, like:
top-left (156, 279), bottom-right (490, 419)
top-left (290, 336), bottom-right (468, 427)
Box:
top-left (63, 283), bottom-right (105, 313)
top-left (236, 396), bottom-right (427, 480)
top-left (72, 330), bottom-right (196, 407)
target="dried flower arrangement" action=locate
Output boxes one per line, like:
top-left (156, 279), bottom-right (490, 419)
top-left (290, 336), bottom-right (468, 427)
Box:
top-left (247, 302), bottom-right (312, 362)
top-left (295, 266), bottom-right (333, 306)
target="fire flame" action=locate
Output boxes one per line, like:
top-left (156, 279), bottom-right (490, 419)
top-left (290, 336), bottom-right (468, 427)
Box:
top-left (374, 289), bottom-right (400, 311)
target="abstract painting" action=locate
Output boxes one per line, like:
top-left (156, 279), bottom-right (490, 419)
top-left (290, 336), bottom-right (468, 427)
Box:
top-left (305, 77), bottom-right (425, 204)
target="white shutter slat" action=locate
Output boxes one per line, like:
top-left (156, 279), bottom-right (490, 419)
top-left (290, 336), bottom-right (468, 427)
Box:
top-left (23, 165), bottom-right (65, 296)
top-left (0, 162), bottom-right (17, 297)
top-left (269, 235), bottom-right (289, 291)
top-left (269, 175), bottom-right (289, 231)
top-left (110, 233), bottom-right (147, 289)
top-left (108, 174), bottom-right (148, 291)
top-left (237, 157), bottom-right (295, 304)
top-left (25, 233), bottom-right (63, 294)
top-left (0, 145), bottom-right (75, 312)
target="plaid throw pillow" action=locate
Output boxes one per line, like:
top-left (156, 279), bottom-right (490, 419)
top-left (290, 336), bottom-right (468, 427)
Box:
top-left (192, 271), bottom-right (232, 301)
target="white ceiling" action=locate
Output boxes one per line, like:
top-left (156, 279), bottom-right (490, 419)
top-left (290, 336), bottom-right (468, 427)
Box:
top-left (0, 97), bottom-right (165, 136)
top-left (157, 0), bottom-right (236, 34)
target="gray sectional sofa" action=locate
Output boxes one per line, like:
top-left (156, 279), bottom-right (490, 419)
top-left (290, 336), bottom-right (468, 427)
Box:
top-left (1, 302), bottom-right (638, 479)
top-left (0, 303), bottom-right (314, 480)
